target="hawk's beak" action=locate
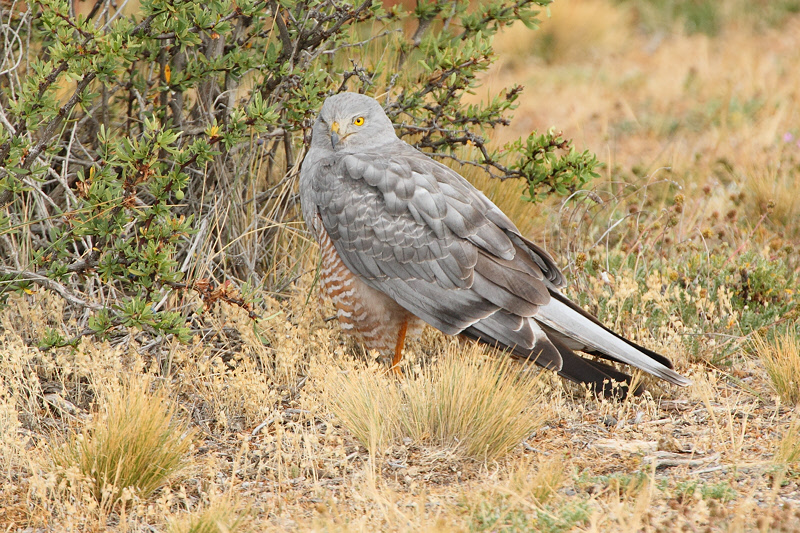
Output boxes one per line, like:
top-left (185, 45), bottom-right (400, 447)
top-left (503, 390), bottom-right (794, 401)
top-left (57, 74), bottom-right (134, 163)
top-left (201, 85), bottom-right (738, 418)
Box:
top-left (330, 121), bottom-right (340, 149)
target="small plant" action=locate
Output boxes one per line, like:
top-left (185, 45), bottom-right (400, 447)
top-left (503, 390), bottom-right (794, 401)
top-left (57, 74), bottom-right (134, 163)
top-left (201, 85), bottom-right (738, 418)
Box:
top-left (774, 419), bottom-right (800, 467)
top-left (52, 378), bottom-right (194, 508)
top-left (751, 328), bottom-right (800, 405)
top-left (468, 496), bottom-right (534, 532)
top-left (699, 481), bottom-right (737, 503)
top-left (673, 480), bottom-right (699, 504)
top-left (328, 343), bottom-right (545, 460)
top-left (536, 500), bottom-right (591, 533)
top-left (168, 499), bottom-right (251, 533)
top-left (466, 496), bottom-right (590, 533)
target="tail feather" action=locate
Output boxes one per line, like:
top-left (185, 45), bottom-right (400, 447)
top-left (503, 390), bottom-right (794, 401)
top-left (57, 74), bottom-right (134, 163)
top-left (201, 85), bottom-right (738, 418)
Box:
top-left (461, 324), bottom-right (563, 371)
top-left (535, 297), bottom-right (691, 387)
top-left (462, 289), bottom-right (691, 396)
top-left (548, 291), bottom-right (676, 370)
top-left (554, 340), bottom-right (644, 397)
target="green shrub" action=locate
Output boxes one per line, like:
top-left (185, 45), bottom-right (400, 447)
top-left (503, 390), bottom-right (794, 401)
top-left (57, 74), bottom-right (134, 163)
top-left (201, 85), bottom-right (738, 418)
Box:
top-left (0, 0), bottom-right (598, 347)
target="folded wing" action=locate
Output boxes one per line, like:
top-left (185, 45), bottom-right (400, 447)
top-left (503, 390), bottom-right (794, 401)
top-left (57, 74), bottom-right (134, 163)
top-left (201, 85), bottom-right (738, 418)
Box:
top-left (306, 139), bottom-right (690, 394)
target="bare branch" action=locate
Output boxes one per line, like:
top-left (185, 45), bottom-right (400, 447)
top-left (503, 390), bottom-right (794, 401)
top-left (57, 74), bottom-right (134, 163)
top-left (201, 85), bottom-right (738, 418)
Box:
top-left (0, 266), bottom-right (104, 310)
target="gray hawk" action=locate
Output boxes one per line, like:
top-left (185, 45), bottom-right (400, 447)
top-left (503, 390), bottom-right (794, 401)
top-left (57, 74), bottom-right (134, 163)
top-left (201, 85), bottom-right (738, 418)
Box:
top-left (299, 92), bottom-right (690, 395)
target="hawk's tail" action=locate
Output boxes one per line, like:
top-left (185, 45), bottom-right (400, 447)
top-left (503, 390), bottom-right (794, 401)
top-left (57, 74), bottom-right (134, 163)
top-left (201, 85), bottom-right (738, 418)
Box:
top-left (461, 290), bottom-right (691, 398)
top-left (462, 327), bottom-right (646, 398)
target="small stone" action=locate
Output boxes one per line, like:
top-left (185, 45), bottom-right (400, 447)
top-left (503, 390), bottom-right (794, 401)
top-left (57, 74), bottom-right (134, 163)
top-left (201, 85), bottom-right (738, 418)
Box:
top-left (602, 414), bottom-right (618, 427)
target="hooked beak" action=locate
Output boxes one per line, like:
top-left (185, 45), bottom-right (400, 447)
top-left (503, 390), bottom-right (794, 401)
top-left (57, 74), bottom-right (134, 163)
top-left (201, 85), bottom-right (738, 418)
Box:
top-left (330, 121), bottom-right (340, 149)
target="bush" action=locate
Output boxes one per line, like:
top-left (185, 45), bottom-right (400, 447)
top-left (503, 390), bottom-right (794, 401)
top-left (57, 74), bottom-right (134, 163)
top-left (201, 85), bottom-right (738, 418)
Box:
top-left (0, 0), bottom-right (599, 347)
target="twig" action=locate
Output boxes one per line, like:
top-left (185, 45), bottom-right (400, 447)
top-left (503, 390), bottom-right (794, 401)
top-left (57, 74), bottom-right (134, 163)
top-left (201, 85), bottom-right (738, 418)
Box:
top-left (0, 266), bottom-right (104, 310)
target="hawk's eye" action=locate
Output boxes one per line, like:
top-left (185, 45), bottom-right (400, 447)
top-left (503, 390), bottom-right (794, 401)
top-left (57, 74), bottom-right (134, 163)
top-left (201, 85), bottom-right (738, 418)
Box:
top-left (353, 116), bottom-right (365, 126)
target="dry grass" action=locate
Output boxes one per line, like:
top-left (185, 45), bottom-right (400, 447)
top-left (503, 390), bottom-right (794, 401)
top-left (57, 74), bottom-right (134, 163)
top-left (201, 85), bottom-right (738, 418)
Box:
top-left (326, 361), bottom-right (401, 456)
top-left (167, 498), bottom-right (251, 533)
top-left (501, 455), bottom-right (567, 504)
top-left (775, 418), bottom-right (800, 467)
top-left (2, 279), bottom-right (799, 531)
top-left (328, 343), bottom-right (546, 460)
top-left (51, 377), bottom-right (195, 508)
top-left (751, 328), bottom-right (800, 405)
top-left (3, 1), bottom-right (800, 531)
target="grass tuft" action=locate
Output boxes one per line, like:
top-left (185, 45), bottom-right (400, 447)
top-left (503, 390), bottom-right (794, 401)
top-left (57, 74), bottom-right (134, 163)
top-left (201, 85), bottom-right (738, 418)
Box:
top-left (775, 418), bottom-right (800, 466)
top-left (505, 456), bottom-right (567, 504)
top-left (751, 329), bottom-right (800, 405)
top-left (327, 362), bottom-right (403, 456)
top-left (328, 343), bottom-right (545, 460)
top-left (168, 499), bottom-right (251, 533)
top-left (52, 377), bottom-right (195, 507)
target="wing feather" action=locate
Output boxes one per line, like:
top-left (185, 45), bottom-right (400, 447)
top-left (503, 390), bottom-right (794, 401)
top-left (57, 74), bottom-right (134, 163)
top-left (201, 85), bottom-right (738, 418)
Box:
top-left (317, 141), bottom-right (559, 332)
top-left (311, 145), bottom-right (554, 339)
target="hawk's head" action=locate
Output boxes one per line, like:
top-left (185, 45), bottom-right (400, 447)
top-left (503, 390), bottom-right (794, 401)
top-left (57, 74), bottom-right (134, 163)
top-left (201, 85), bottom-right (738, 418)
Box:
top-left (313, 92), bottom-right (396, 152)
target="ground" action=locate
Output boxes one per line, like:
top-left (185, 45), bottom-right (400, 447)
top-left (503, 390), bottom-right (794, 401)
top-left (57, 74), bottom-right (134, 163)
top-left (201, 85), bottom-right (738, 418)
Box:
top-left (1, 1), bottom-right (799, 531)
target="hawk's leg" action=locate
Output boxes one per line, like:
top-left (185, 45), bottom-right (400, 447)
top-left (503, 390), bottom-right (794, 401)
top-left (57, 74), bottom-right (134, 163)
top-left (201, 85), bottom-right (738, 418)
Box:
top-left (390, 318), bottom-right (409, 374)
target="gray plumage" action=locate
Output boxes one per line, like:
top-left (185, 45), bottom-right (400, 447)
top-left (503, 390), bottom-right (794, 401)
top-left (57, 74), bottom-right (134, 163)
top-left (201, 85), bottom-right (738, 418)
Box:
top-left (300, 92), bottom-right (691, 394)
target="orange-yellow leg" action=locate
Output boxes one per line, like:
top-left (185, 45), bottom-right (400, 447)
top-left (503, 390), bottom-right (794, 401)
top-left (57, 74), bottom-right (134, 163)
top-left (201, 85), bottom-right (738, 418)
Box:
top-left (390, 319), bottom-right (408, 375)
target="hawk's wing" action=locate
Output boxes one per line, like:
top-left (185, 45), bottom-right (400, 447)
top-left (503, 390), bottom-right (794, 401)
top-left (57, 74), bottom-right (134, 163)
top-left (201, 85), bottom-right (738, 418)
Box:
top-left (304, 140), bottom-right (565, 370)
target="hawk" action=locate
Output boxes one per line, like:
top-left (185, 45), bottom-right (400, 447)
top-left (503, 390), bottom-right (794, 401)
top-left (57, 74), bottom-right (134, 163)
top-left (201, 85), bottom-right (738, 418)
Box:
top-left (299, 92), bottom-right (690, 395)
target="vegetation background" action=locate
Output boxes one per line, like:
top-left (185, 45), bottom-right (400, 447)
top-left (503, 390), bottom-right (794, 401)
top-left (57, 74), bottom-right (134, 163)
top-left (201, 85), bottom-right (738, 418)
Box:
top-left (1, 0), bottom-right (799, 530)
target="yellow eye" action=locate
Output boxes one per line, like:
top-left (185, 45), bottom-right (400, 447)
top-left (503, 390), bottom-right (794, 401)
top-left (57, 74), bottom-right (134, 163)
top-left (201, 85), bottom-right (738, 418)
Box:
top-left (353, 116), bottom-right (365, 126)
